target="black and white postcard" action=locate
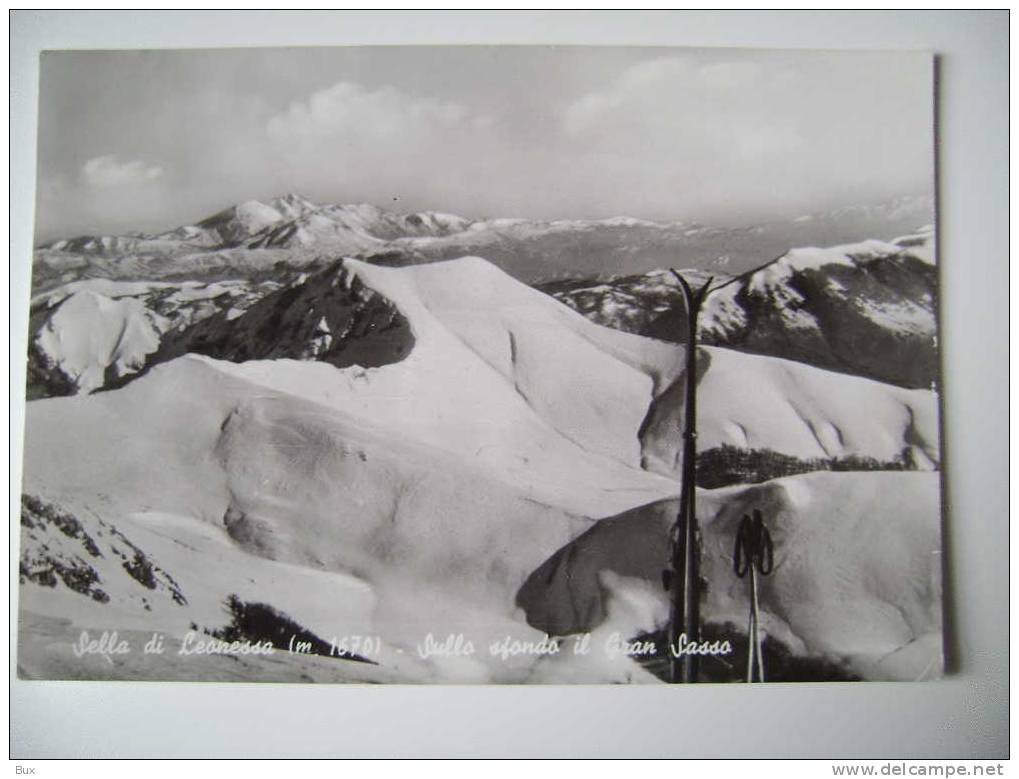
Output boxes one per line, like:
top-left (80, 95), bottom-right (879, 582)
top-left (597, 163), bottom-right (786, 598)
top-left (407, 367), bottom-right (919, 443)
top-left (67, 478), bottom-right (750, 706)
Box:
top-left (17, 45), bottom-right (943, 684)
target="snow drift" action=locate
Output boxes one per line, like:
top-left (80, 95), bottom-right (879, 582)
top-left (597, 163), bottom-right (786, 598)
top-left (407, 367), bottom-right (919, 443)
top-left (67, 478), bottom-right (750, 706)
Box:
top-left (518, 470), bottom-right (943, 681)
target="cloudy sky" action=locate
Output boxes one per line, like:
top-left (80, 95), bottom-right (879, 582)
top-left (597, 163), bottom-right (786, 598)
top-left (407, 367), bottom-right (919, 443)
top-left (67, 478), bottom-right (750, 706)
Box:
top-left (34, 46), bottom-right (933, 242)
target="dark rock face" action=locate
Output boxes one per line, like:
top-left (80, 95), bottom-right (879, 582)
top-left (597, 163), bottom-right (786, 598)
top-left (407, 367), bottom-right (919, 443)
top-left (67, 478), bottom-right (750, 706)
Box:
top-left (695, 251), bottom-right (939, 390)
top-left (136, 259), bottom-right (415, 376)
top-left (246, 221), bottom-right (301, 250)
top-left (19, 495), bottom-right (109, 602)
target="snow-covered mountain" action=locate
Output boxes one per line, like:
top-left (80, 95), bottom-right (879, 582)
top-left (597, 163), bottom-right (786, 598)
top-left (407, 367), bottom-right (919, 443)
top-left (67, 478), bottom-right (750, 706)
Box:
top-left (19, 253), bottom-right (942, 682)
top-left (141, 261), bottom-right (416, 372)
top-left (32, 193), bottom-right (934, 290)
top-left (131, 257), bottom-right (686, 476)
top-left (547, 228), bottom-right (938, 389)
top-left (115, 256), bottom-right (939, 479)
top-left (188, 195), bottom-right (318, 247)
top-left (31, 194), bottom-right (477, 291)
top-left (247, 204), bottom-right (472, 251)
top-left (26, 277), bottom-right (281, 397)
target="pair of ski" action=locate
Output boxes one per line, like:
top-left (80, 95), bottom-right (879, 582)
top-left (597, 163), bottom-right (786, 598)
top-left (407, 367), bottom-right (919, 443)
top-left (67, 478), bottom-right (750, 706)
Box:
top-left (664, 271), bottom-right (773, 685)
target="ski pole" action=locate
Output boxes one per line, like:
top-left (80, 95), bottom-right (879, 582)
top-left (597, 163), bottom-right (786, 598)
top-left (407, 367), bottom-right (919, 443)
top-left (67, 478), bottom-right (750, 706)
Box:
top-left (733, 509), bottom-right (773, 682)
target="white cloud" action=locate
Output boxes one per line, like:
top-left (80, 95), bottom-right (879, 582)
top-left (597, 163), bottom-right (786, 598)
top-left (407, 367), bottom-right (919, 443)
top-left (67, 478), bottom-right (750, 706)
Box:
top-left (558, 53), bottom-right (931, 219)
top-left (267, 81), bottom-right (474, 143)
top-left (260, 80), bottom-right (505, 215)
top-left (562, 56), bottom-right (802, 150)
top-left (81, 155), bottom-right (163, 189)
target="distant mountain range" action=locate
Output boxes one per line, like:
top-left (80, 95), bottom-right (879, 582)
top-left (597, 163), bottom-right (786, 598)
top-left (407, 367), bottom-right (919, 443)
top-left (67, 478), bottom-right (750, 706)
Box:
top-left (33, 192), bottom-right (934, 289)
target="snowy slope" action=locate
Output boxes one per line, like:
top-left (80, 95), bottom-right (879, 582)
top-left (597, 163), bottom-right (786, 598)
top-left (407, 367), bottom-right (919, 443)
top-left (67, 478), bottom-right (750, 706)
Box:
top-left (17, 490), bottom-right (409, 682)
top-left (20, 350), bottom-right (679, 682)
top-left (641, 345), bottom-right (940, 477)
top-left (19, 257), bottom-right (692, 680)
top-left (519, 470), bottom-right (943, 681)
